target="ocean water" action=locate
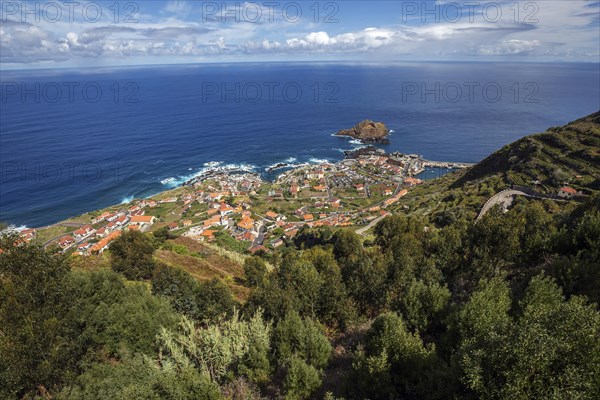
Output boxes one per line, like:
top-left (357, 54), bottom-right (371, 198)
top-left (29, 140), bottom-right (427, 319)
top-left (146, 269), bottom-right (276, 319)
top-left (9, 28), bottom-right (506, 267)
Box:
top-left (1, 62), bottom-right (599, 227)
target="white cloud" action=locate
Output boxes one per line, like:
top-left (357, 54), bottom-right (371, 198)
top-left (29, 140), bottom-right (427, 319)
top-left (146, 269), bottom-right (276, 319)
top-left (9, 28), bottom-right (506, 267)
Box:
top-left (164, 1), bottom-right (191, 15)
top-left (0, 0), bottom-right (598, 66)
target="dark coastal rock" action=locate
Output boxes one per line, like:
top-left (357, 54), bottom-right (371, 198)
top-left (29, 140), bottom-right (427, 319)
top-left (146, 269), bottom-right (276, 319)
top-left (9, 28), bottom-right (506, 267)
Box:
top-left (337, 120), bottom-right (390, 144)
top-left (343, 146), bottom-right (386, 159)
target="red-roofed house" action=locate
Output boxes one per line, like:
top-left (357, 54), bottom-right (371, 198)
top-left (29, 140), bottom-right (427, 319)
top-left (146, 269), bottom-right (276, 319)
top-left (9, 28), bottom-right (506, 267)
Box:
top-left (237, 216), bottom-right (255, 231)
top-left (90, 231), bottom-right (122, 253)
top-left (58, 235), bottom-right (75, 249)
top-left (115, 214), bottom-right (128, 226)
top-left (558, 186), bottom-right (578, 198)
top-left (129, 215), bottom-right (155, 231)
top-left (73, 225), bottom-right (95, 240)
top-left (92, 211), bottom-right (112, 224)
top-left (265, 211), bottom-right (279, 220)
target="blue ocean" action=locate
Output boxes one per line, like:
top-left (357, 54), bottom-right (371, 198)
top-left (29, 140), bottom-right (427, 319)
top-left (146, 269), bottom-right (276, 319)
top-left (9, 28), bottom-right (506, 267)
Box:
top-left (1, 62), bottom-right (599, 227)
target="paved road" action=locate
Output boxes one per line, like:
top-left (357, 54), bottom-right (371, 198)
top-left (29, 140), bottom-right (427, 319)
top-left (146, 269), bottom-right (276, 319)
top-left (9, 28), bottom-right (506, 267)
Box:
top-left (476, 189), bottom-right (528, 220)
top-left (251, 221), bottom-right (266, 248)
top-left (58, 222), bottom-right (85, 228)
top-left (357, 214), bottom-right (387, 235)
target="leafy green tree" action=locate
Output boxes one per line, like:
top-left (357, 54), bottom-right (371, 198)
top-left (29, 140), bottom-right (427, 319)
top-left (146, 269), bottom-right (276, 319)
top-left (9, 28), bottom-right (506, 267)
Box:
top-left (301, 247), bottom-right (356, 329)
top-left (283, 356), bottom-right (322, 400)
top-left (152, 264), bottom-right (235, 322)
top-left (332, 229), bottom-right (362, 262)
top-left (500, 275), bottom-right (600, 399)
top-left (352, 312), bottom-right (452, 399)
top-left (152, 226), bottom-right (179, 245)
top-left (59, 355), bottom-right (222, 400)
top-left (374, 215), bottom-right (425, 250)
top-left (0, 238), bottom-right (81, 398)
top-left (110, 230), bottom-right (156, 280)
top-left (293, 226), bottom-right (334, 249)
top-left (244, 256), bottom-right (268, 288)
top-left (395, 279), bottom-right (451, 333)
top-left (454, 274), bottom-right (600, 399)
top-left (152, 263), bottom-right (201, 319)
top-left (196, 278), bottom-right (236, 322)
top-left (454, 208), bottom-right (524, 294)
top-left (73, 269), bottom-right (179, 356)
top-left (341, 249), bottom-right (388, 317)
top-left (280, 260), bottom-right (324, 319)
top-left (549, 209), bottom-right (600, 304)
top-left (272, 311), bottom-right (332, 370)
top-left (452, 277), bottom-right (512, 398)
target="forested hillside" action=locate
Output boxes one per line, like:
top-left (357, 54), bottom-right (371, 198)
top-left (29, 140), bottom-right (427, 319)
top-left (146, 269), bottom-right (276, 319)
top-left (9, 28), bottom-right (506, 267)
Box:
top-left (2, 114), bottom-right (600, 399)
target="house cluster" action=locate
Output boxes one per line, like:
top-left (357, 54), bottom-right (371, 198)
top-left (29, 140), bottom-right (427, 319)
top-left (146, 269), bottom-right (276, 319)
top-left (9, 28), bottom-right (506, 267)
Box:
top-left (18, 228), bottom-right (36, 243)
top-left (357, 155), bottom-right (404, 175)
top-left (383, 189), bottom-right (408, 208)
top-left (55, 203), bottom-right (157, 255)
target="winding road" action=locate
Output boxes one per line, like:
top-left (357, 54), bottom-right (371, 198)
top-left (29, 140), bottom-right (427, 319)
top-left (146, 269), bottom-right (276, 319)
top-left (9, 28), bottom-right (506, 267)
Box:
top-left (476, 189), bottom-right (529, 220)
top-left (476, 187), bottom-right (569, 221)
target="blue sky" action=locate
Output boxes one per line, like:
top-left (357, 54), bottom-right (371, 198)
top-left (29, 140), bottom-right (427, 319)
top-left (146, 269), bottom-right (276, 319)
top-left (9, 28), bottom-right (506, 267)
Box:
top-left (1, 1), bottom-right (599, 69)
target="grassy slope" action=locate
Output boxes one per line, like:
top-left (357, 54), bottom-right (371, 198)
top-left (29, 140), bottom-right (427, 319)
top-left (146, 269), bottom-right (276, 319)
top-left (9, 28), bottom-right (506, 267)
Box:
top-left (153, 237), bottom-right (250, 302)
top-left (70, 236), bottom-right (249, 302)
top-left (392, 112), bottom-right (600, 223)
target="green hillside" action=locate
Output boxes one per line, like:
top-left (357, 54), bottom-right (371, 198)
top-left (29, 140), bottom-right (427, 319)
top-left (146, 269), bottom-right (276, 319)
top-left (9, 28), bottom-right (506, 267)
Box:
top-left (395, 111), bottom-right (600, 224)
top-left (453, 111), bottom-right (600, 191)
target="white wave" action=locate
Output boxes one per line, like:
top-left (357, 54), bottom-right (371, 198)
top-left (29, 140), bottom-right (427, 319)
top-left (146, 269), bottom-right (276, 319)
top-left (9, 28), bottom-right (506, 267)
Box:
top-left (4, 224), bottom-right (29, 233)
top-left (309, 158), bottom-right (330, 164)
top-left (159, 162), bottom-right (258, 187)
top-left (285, 157), bottom-right (297, 163)
top-left (120, 196), bottom-right (134, 204)
top-left (161, 177), bottom-right (176, 185)
top-left (220, 163), bottom-right (257, 172)
top-left (349, 139), bottom-right (363, 145)
top-left (389, 129), bottom-right (395, 134)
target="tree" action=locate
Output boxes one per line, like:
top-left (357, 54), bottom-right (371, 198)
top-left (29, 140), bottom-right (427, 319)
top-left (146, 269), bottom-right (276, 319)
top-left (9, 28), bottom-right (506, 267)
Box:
top-left (152, 264), bottom-right (235, 323)
top-left (196, 278), bottom-right (236, 322)
top-left (152, 226), bottom-right (179, 245)
top-left (293, 226), bottom-right (334, 249)
top-left (272, 311), bottom-right (332, 370)
top-left (244, 256), bottom-right (268, 288)
top-left (352, 312), bottom-right (452, 399)
top-left (0, 238), bottom-right (81, 398)
top-left (74, 269), bottom-right (179, 356)
top-left (110, 230), bottom-right (156, 280)
top-left (341, 249), bottom-right (388, 317)
top-left (59, 355), bottom-right (222, 400)
top-left (500, 275), bottom-right (600, 399)
top-left (395, 279), bottom-right (451, 333)
top-left (454, 274), bottom-right (600, 399)
top-left (332, 229), bottom-right (362, 262)
top-left (283, 356), bottom-right (322, 400)
top-left (301, 247), bottom-right (356, 329)
top-left (152, 263), bottom-right (201, 319)
top-left (156, 310), bottom-right (272, 385)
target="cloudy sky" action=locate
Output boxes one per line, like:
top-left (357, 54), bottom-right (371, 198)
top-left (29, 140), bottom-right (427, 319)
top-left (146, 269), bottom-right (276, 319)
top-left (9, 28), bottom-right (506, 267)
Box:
top-left (1, 0), bottom-right (598, 69)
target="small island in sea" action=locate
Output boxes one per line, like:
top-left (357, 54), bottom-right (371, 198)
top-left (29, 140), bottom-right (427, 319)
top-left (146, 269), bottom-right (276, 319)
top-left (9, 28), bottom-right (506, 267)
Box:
top-left (335, 120), bottom-right (390, 144)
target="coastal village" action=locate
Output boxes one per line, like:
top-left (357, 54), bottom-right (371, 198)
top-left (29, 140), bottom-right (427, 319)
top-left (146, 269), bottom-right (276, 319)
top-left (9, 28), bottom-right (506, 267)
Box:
top-left (11, 118), bottom-right (590, 257)
top-left (20, 147), bottom-right (472, 256)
